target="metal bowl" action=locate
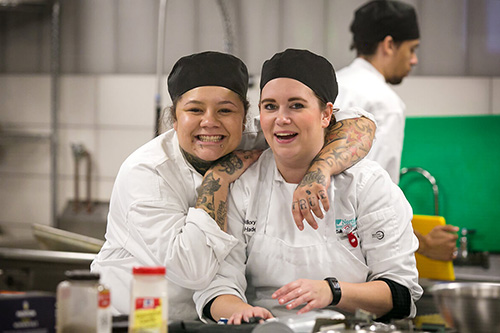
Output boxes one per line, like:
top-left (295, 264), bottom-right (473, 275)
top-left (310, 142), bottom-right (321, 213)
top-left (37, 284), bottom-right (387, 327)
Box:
top-left (430, 282), bottom-right (500, 333)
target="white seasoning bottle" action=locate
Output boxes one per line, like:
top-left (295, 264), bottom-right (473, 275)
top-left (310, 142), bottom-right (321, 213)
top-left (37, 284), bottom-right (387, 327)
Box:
top-left (56, 270), bottom-right (111, 333)
top-left (128, 266), bottom-right (168, 333)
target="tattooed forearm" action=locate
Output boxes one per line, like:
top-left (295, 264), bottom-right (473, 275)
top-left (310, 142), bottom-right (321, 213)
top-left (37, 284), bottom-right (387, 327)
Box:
top-left (315, 117), bottom-right (375, 174)
top-left (196, 172), bottom-right (221, 220)
top-left (216, 200), bottom-right (227, 230)
top-left (196, 150), bottom-right (259, 232)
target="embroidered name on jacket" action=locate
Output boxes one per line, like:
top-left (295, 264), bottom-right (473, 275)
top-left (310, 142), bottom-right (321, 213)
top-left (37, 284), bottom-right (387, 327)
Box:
top-left (244, 220), bottom-right (256, 233)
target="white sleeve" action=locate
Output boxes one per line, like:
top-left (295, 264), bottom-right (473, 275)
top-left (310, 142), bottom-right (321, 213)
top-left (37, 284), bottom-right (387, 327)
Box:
top-left (127, 202), bottom-right (239, 291)
top-left (355, 164), bottom-right (423, 317)
top-left (364, 110), bottom-right (404, 183)
top-left (98, 165), bottom-right (239, 292)
top-left (238, 115), bottom-right (268, 150)
top-left (193, 181), bottom-right (249, 321)
top-left (334, 106), bottom-right (376, 125)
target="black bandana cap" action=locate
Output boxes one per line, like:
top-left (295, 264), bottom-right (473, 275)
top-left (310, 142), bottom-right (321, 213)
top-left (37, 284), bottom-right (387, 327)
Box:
top-left (260, 49), bottom-right (338, 104)
top-left (351, 0), bottom-right (420, 43)
top-left (167, 51), bottom-right (249, 101)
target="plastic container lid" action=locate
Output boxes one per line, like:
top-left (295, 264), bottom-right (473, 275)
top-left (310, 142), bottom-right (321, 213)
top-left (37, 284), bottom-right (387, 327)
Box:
top-left (132, 266), bottom-right (166, 275)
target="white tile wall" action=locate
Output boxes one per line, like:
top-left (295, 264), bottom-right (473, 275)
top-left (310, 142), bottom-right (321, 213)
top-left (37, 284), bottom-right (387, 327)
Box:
top-left (0, 176), bottom-right (50, 229)
top-left (1, 74), bottom-right (156, 233)
top-left (0, 141), bottom-right (51, 175)
top-left (97, 76), bottom-right (156, 127)
top-left (95, 128), bottom-right (153, 179)
top-left (60, 76), bottom-right (97, 126)
top-left (492, 78), bottom-right (500, 115)
top-left (392, 76), bottom-right (492, 116)
top-left (0, 74), bottom-right (498, 237)
top-left (0, 76), bottom-right (51, 125)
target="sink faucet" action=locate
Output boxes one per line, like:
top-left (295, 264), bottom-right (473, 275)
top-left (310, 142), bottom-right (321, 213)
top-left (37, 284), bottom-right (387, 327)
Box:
top-left (400, 168), bottom-right (490, 269)
top-left (400, 167), bottom-right (439, 216)
top-left (454, 228), bottom-right (490, 268)
top-left (458, 228), bottom-right (474, 259)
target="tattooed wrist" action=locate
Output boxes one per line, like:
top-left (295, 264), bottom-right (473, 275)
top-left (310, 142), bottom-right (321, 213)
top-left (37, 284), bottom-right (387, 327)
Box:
top-left (196, 172), bottom-right (221, 219)
top-left (215, 154), bottom-right (244, 175)
top-left (216, 200), bottom-right (227, 230)
top-left (300, 169), bottom-right (327, 187)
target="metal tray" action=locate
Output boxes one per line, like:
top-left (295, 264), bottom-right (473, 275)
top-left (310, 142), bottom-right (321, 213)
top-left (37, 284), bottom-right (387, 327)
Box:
top-left (32, 223), bottom-right (104, 253)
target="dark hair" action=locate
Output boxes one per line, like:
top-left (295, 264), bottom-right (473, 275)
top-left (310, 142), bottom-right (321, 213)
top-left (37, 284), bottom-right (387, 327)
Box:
top-left (313, 93), bottom-right (337, 135)
top-left (350, 0), bottom-right (419, 54)
top-left (350, 38), bottom-right (403, 56)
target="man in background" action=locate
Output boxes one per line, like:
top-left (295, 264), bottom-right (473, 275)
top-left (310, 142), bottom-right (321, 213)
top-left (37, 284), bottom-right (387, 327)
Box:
top-left (335, 0), bottom-right (458, 261)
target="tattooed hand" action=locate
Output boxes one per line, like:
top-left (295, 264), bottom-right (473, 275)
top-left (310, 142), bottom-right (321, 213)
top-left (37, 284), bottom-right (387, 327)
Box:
top-left (292, 167), bottom-right (331, 230)
top-left (196, 150), bottom-right (262, 231)
top-left (291, 116), bottom-right (375, 230)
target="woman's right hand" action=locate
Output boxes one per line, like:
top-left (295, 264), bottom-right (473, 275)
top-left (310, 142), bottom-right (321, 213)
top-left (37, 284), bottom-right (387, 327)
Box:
top-left (209, 149), bottom-right (262, 185)
top-left (228, 306), bottom-right (274, 325)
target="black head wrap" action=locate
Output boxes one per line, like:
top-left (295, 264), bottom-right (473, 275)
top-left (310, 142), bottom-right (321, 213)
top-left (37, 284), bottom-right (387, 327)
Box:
top-left (260, 49), bottom-right (338, 104)
top-left (167, 51), bottom-right (248, 101)
top-left (351, 0), bottom-right (420, 43)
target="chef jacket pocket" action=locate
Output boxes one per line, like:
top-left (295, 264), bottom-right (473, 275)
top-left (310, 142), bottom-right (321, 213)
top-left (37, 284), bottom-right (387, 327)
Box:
top-left (327, 239), bottom-right (369, 282)
top-left (334, 232), bottom-right (366, 265)
top-left (356, 207), bottom-right (399, 265)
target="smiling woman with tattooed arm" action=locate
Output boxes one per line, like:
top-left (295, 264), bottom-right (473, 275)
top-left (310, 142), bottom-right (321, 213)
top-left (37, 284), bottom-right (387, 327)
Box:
top-left (195, 49), bottom-right (420, 325)
top-left (91, 51), bottom-right (375, 322)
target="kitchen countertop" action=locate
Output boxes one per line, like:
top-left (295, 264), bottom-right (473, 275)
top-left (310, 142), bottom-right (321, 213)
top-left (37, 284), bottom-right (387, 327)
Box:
top-left (453, 253), bottom-right (500, 282)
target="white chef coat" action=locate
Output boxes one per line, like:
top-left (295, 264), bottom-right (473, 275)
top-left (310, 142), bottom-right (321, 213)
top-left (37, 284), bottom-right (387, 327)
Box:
top-left (91, 108), bottom-right (374, 321)
top-left (335, 58), bottom-right (406, 184)
top-left (194, 150), bottom-right (422, 320)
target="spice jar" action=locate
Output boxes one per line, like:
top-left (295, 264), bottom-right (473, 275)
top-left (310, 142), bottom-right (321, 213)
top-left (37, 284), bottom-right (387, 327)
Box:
top-left (56, 270), bottom-right (111, 333)
top-left (129, 266), bottom-right (168, 333)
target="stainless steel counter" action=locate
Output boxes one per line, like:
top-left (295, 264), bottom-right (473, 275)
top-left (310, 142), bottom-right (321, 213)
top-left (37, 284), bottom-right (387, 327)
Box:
top-left (0, 246), bottom-right (96, 292)
top-left (454, 253), bottom-right (500, 282)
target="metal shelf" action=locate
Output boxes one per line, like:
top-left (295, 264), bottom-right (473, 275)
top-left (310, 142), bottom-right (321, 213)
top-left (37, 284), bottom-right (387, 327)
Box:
top-left (1, 0), bottom-right (60, 226)
top-left (0, 131), bottom-right (52, 143)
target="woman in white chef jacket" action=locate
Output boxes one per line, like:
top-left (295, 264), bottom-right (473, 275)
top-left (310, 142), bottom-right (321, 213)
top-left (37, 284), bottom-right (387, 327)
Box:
top-left (90, 51), bottom-right (376, 321)
top-left (195, 49), bottom-right (423, 323)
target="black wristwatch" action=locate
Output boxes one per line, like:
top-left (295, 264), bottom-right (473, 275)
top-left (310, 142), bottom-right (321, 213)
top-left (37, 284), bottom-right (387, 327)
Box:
top-left (324, 277), bottom-right (342, 306)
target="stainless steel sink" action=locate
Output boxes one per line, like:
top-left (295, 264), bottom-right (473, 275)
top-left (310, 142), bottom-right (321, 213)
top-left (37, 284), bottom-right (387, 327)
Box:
top-left (0, 225), bottom-right (100, 292)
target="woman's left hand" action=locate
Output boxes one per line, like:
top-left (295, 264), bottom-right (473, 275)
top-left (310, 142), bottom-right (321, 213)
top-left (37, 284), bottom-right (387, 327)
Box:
top-left (292, 167), bottom-right (331, 231)
top-left (272, 279), bottom-right (332, 315)
top-left (227, 306), bottom-right (274, 325)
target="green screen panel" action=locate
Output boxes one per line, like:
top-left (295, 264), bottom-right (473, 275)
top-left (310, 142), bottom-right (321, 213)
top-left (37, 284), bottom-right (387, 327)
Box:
top-left (400, 115), bottom-right (500, 253)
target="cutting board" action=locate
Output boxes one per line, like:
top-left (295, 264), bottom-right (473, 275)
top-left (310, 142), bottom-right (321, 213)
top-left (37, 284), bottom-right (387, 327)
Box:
top-left (411, 215), bottom-right (455, 281)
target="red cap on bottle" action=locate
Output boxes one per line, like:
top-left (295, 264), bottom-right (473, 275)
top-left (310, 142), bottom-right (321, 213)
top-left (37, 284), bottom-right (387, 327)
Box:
top-left (132, 266), bottom-right (166, 275)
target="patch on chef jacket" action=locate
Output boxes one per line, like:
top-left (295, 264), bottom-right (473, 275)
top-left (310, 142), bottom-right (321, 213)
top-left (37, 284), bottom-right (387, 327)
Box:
top-left (244, 219), bottom-right (257, 234)
top-left (335, 218), bottom-right (357, 235)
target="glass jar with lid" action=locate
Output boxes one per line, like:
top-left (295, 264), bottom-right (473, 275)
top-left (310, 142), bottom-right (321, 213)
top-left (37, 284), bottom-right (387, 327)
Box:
top-left (56, 270), bottom-right (111, 333)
